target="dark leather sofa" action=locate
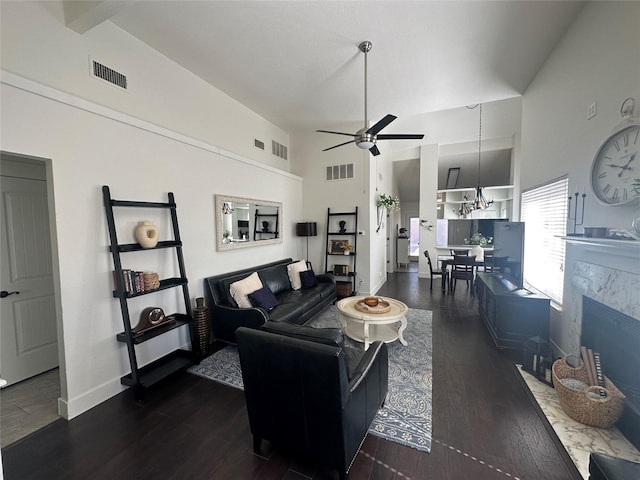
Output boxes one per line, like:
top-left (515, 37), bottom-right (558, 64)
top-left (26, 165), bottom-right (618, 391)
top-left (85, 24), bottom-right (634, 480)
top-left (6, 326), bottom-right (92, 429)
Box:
top-left (204, 258), bottom-right (336, 343)
top-left (589, 452), bottom-right (640, 479)
top-left (236, 323), bottom-right (389, 480)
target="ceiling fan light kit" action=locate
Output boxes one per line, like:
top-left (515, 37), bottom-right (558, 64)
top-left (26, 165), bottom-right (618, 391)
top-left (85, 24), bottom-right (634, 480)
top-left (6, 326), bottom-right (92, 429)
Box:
top-left (316, 41), bottom-right (424, 156)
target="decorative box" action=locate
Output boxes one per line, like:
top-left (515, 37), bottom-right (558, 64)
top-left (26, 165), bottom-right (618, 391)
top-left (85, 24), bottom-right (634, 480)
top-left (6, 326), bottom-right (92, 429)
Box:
top-left (336, 281), bottom-right (353, 297)
top-left (334, 264), bottom-right (350, 276)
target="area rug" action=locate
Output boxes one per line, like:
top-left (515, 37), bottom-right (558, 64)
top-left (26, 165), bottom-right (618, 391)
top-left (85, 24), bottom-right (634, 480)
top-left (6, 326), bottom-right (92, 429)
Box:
top-left (188, 305), bottom-right (432, 452)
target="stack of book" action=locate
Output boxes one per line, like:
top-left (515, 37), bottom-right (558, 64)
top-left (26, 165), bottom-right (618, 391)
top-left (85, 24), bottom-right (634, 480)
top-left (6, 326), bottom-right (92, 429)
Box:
top-left (115, 270), bottom-right (160, 294)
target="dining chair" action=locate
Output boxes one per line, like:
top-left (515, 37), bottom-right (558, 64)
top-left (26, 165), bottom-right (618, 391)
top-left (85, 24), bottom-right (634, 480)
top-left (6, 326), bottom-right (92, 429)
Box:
top-left (424, 250), bottom-right (449, 291)
top-left (450, 249), bottom-right (469, 256)
top-left (483, 250), bottom-right (495, 272)
top-left (451, 254), bottom-right (477, 295)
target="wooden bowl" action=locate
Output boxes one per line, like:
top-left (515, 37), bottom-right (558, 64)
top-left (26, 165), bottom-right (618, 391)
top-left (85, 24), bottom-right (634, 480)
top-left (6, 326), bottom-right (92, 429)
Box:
top-left (364, 296), bottom-right (379, 307)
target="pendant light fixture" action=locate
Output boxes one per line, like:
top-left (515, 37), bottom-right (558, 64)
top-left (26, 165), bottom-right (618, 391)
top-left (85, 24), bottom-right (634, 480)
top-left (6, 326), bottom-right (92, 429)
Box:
top-left (468, 103), bottom-right (493, 210)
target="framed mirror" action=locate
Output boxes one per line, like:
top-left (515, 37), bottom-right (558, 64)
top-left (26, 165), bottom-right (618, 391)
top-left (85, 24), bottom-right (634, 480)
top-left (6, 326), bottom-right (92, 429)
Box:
top-left (215, 194), bottom-right (282, 251)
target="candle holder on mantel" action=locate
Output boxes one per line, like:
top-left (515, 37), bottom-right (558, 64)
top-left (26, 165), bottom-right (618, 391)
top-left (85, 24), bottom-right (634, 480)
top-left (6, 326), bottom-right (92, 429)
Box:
top-left (567, 192), bottom-right (587, 236)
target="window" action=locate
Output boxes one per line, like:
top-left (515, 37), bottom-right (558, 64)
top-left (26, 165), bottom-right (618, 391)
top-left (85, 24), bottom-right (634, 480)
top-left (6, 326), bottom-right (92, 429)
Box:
top-left (521, 177), bottom-right (569, 304)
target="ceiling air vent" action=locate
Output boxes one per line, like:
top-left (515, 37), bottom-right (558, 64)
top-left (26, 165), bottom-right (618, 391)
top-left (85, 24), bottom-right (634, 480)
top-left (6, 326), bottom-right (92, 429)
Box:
top-left (90, 59), bottom-right (127, 90)
top-left (326, 163), bottom-right (354, 181)
top-left (272, 140), bottom-right (288, 160)
top-left (254, 139), bottom-right (265, 150)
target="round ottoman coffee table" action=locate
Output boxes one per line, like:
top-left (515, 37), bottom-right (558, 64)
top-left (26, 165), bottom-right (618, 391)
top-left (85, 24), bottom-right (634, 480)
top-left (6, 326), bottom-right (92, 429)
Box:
top-left (336, 296), bottom-right (409, 350)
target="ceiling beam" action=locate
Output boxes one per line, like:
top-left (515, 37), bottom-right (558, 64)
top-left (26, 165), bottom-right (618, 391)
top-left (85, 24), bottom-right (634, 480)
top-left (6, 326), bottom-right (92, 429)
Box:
top-left (63, 0), bottom-right (135, 34)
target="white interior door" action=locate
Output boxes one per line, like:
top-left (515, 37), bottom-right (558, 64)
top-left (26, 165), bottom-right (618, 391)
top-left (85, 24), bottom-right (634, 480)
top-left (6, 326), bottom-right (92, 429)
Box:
top-left (1, 174), bottom-right (58, 386)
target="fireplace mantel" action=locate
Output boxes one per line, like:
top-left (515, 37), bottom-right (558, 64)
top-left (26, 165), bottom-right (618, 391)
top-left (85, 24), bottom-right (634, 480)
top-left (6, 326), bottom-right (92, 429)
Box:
top-left (562, 236), bottom-right (639, 258)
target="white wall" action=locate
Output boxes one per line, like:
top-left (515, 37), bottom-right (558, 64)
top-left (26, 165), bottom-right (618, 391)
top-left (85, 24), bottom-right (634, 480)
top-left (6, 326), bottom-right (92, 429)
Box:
top-left (291, 125), bottom-right (386, 295)
top-left (0, 1), bottom-right (290, 169)
top-left (371, 143), bottom-right (395, 293)
top-left (521, 2), bottom-right (640, 227)
top-left (0, 1), bottom-right (302, 418)
top-left (520, 2), bottom-right (640, 353)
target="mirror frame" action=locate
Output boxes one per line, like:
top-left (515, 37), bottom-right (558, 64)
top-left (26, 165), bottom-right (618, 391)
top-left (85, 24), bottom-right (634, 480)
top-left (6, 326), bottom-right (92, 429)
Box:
top-left (215, 194), bottom-right (283, 251)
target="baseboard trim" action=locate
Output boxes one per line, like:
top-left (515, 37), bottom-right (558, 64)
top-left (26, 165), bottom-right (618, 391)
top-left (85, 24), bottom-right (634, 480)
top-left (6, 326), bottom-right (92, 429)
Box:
top-left (59, 379), bottom-right (126, 420)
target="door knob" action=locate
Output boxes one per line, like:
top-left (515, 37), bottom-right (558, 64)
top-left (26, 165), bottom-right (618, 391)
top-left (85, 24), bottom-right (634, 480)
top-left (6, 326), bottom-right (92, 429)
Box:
top-left (0, 291), bottom-right (20, 298)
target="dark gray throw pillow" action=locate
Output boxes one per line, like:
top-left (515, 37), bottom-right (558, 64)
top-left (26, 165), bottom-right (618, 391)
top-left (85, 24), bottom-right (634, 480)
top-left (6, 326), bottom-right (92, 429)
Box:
top-left (248, 286), bottom-right (279, 311)
top-left (299, 269), bottom-right (318, 289)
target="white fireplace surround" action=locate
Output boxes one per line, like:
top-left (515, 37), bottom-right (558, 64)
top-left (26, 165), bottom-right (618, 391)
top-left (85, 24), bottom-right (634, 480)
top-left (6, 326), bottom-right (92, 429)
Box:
top-left (558, 238), bottom-right (640, 357)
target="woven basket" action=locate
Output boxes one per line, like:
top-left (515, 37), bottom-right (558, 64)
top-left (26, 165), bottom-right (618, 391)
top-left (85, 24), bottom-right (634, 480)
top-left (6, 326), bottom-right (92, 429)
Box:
top-left (552, 356), bottom-right (626, 428)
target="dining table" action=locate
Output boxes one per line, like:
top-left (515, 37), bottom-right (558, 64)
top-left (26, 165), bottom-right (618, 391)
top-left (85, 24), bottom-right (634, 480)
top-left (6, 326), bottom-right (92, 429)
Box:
top-left (438, 256), bottom-right (485, 292)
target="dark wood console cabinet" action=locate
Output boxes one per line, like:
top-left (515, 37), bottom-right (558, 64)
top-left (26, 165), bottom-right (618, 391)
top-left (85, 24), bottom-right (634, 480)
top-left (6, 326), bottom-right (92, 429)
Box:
top-left (475, 272), bottom-right (550, 351)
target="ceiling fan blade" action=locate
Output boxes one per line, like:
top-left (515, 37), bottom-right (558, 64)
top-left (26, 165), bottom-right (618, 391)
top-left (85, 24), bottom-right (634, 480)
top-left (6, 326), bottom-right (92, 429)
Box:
top-left (366, 114), bottom-right (397, 135)
top-left (322, 139), bottom-right (356, 152)
top-left (376, 133), bottom-right (425, 140)
top-left (369, 145), bottom-right (380, 156)
top-left (316, 129), bottom-right (356, 137)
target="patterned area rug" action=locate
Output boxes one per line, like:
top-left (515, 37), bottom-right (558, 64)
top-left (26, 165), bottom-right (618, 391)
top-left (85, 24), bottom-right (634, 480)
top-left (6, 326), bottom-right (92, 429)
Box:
top-left (188, 305), bottom-right (432, 452)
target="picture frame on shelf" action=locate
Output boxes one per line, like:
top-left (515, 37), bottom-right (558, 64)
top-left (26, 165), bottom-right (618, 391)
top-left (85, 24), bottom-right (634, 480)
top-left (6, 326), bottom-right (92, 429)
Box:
top-left (329, 239), bottom-right (346, 254)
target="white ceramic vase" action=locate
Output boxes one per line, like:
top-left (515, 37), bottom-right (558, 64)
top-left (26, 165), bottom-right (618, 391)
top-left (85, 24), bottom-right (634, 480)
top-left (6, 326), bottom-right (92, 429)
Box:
top-left (135, 221), bottom-right (159, 248)
top-left (470, 244), bottom-right (484, 261)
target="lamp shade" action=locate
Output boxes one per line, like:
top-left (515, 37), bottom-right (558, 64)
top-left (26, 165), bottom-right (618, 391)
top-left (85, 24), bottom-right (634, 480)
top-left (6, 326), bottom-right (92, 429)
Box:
top-left (296, 222), bottom-right (317, 237)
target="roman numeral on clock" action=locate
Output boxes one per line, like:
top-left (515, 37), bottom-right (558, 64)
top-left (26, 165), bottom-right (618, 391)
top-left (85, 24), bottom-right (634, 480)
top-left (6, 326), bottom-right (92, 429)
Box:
top-left (602, 184), bottom-right (611, 194)
top-left (598, 171), bottom-right (606, 178)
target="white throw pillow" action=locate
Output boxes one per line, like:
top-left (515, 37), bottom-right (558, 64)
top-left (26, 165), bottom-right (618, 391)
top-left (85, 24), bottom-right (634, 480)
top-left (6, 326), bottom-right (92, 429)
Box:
top-left (287, 260), bottom-right (308, 291)
top-left (229, 271), bottom-right (263, 308)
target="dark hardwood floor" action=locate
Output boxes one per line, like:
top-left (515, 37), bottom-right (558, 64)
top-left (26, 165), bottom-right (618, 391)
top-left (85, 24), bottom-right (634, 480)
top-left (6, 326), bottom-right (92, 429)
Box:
top-left (2, 272), bottom-right (581, 480)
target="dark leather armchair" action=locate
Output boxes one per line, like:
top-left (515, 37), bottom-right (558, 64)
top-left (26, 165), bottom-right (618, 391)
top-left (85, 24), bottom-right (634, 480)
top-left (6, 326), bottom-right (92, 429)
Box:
top-left (236, 324), bottom-right (389, 479)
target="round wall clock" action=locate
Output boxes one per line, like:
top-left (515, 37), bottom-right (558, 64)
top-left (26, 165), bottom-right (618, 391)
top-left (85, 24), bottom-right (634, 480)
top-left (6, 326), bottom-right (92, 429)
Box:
top-left (590, 99), bottom-right (640, 206)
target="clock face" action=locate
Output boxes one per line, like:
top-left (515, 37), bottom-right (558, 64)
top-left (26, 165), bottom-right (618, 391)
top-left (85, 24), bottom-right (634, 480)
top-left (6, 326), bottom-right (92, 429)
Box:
top-left (147, 307), bottom-right (165, 325)
top-left (590, 124), bottom-right (640, 206)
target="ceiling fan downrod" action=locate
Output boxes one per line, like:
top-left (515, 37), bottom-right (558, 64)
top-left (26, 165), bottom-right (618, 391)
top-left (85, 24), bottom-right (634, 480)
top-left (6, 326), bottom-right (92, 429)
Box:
top-left (359, 41), bottom-right (372, 129)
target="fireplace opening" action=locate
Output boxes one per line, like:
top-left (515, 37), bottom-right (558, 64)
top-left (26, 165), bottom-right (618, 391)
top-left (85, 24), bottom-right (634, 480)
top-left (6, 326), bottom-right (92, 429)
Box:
top-left (582, 296), bottom-right (640, 449)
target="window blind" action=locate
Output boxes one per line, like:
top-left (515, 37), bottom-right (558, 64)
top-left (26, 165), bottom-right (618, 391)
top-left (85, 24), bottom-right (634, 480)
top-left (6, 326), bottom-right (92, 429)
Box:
top-left (521, 177), bottom-right (569, 304)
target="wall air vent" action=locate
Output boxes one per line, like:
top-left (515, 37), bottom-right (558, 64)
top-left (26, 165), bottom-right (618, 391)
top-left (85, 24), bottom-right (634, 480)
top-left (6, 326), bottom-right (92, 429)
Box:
top-left (326, 163), bottom-right (354, 181)
top-left (90, 59), bottom-right (127, 90)
top-left (272, 140), bottom-right (288, 160)
top-left (254, 139), bottom-right (265, 150)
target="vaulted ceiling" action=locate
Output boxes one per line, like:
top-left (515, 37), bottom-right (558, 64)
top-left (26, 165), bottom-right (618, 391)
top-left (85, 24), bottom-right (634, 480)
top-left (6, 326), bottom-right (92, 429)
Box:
top-left (66, 1), bottom-right (584, 133)
top-left (63, 1), bottom-right (585, 201)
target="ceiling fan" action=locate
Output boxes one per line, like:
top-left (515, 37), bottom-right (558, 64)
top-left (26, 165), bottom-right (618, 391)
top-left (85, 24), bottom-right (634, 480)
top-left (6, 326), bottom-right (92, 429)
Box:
top-left (316, 41), bottom-right (424, 156)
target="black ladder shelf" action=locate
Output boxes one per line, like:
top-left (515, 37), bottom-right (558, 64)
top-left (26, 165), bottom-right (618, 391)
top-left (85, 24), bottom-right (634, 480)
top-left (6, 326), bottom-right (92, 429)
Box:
top-left (253, 209), bottom-right (280, 241)
top-left (325, 207), bottom-right (358, 297)
top-left (102, 185), bottom-right (196, 402)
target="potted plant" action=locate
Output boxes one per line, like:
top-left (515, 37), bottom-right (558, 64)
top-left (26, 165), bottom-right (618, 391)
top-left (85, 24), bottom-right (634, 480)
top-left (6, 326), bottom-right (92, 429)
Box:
top-left (376, 193), bottom-right (400, 232)
top-left (464, 232), bottom-right (492, 246)
top-left (340, 241), bottom-right (354, 255)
